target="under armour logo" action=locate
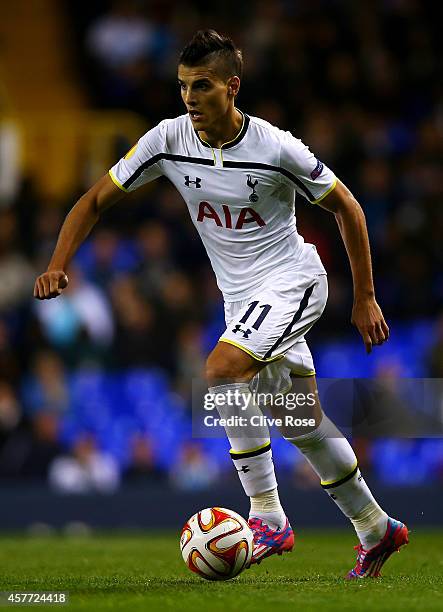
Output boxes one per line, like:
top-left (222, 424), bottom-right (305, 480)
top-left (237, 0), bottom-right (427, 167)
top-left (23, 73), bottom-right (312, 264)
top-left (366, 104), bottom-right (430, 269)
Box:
top-left (247, 175), bottom-right (259, 202)
top-left (232, 325), bottom-right (252, 338)
top-left (236, 465), bottom-right (250, 473)
top-left (185, 176), bottom-right (202, 188)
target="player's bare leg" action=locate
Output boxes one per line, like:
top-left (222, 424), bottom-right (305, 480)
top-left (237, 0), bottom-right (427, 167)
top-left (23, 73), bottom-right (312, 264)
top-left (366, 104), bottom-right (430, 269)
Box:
top-left (206, 342), bottom-right (294, 564)
top-left (206, 341), bottom-right (263, 385)
top-left (268, 373), bottom-right (408, 577)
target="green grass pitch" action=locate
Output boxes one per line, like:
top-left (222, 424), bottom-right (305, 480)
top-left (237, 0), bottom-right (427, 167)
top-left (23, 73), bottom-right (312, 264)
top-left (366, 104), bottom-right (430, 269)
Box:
top-left (0, 529), bottom-right (442, 611)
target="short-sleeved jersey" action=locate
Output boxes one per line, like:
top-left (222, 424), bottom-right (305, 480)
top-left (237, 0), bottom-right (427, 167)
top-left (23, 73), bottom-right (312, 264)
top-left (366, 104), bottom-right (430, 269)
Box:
top-left (109, 112), bottom-right (336, 301)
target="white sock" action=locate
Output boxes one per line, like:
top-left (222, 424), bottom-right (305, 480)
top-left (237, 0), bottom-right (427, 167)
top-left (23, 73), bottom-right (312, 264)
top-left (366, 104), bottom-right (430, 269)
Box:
top-left (286, 412), bottom-right (387, 547)
top-left (351, 502), bottom-right (388, 550)
top-left (229, 443), bottom-right (277, 497)
top-left (208, 382), bottom-right (281, 502)
top-left (249, 488), bottom-right (286, 530)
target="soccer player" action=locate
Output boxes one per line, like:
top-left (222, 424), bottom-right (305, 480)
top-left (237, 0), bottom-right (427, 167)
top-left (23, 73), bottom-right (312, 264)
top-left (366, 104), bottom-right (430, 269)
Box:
top-left (34, 30), bottom-right (408, 578)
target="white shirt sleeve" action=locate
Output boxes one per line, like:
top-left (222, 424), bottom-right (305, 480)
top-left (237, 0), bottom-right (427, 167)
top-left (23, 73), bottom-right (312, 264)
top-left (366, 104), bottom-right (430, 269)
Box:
top-left (108, 120), bottom-right (168, 192)
top-left (279, 130), bottom-right (337, 204)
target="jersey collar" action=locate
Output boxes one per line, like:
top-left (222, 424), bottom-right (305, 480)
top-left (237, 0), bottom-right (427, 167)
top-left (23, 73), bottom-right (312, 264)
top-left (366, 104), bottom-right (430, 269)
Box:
top-left (194, 110), bottom-right (250, 150)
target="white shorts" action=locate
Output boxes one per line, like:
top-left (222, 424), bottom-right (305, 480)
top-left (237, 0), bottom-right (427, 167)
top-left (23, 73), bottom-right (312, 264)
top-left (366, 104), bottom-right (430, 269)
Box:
top-left (220, 244), bottom-right (328, 394)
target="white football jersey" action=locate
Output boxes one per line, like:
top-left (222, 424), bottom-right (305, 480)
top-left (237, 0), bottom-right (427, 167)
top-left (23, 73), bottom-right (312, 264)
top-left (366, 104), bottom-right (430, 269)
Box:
top-left (109, 112), bottom-right (336, 301)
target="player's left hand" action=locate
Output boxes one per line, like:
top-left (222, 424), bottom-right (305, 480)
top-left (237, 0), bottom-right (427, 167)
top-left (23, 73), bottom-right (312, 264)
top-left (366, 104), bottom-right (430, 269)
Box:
top-left (351, 297), bottom-right (389, 354)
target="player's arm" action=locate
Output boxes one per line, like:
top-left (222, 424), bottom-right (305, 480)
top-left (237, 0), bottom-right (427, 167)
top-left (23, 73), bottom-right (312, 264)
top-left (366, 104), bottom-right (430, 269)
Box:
top-left (33, 174), bottom-right (125, 300)
top-left (317, 179), bottom-right (389, 353)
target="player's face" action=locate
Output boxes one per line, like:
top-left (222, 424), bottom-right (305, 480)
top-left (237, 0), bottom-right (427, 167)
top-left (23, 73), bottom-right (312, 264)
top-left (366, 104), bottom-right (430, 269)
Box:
top-left (178, 63), bottom-right (238, 131)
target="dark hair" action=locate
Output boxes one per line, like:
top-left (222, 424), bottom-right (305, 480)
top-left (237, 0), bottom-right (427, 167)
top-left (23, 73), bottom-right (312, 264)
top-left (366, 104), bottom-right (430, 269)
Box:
top-left (179, 29), bottom-right (243, 79)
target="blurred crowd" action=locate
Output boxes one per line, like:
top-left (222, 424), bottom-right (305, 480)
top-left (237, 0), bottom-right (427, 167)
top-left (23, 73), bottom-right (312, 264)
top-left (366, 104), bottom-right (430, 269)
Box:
top-left (0, 0), bottom-right (442, 491)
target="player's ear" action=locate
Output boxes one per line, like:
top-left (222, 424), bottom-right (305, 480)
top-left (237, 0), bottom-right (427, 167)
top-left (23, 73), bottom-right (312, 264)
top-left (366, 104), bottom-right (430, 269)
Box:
top-left (227, 76), bottom-right (240, 97)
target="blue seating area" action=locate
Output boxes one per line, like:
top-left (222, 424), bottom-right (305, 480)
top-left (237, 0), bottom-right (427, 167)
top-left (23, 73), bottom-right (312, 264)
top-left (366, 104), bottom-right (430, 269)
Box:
top-left (20, 318), bottom-right (442, 484)
top-left (56, 368), bottom-right (191, 470)
top-left (313, 319), bottom-right (435, 378)
top-left (56, 368), bottom-right (305, 473)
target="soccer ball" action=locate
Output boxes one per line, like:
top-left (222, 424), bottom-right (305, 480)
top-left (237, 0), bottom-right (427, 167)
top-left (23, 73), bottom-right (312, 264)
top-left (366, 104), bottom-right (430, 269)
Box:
top-left (180, 507), bottom-right (253, 580)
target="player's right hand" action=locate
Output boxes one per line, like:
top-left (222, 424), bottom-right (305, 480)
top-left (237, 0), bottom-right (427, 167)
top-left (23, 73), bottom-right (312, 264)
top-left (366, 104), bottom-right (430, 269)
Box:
top-left (33, 271), bottom-right (69, 300)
